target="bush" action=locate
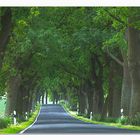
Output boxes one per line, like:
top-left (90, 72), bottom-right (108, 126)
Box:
top-left (59, 100), bottom-right (65, 106)
top-left (59, 100), bottom-right (70, 109)
top-left (93, 114), bottom-right (102, 121)
top-left (0, 117), bottom-right (12, 129)
top-left (103, 117), bottom-right (118, 123)
top-left (115, 113), bottom-right (140, 126)
top-left (116, 114), bottom-right (140, 126)
top-left (128, 113), bottom-right (140, 126)
top-left (116, 117), bottom-right (129, 125)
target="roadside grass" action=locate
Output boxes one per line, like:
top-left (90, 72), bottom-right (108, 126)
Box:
top-left (0, 105), bottom-right (40, 134)
top-left (61, 104), bottom-right (140, 131)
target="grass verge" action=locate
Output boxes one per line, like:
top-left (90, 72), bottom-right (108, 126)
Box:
top-left (61, 104), bottom-right (140, 131)
top-left (0, 105), bottom-right (40, 134)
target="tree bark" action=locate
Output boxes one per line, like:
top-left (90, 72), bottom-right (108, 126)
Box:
top-left (42, 93), bottom-right (44, 105)
top-left (87, 90), bottom-right (94, 118)
top-left (108, 61), bottom-right (122, 118)
top-left (46, 91), bottom-right (48, 104)
top-left (83, 90), bottom-right (89, 116)
top-left (16, 84), bottom-right (24, 120)
top-left (90, 54), bottom-right (104, 115)
top-left (101, 95), bottom-right (109, 119)
top-left (28, 93), bottom-right (33, 113)
top-left (0, 8), bottom-right (12, 68)
top-left (93, 65), bottom-right (104, 115)
top-left (5, 74), bottom-right (21, 116)
top-left (128, 13), bottom-right (140, 117)
top-left (22, 88), bottom-right (30, 114)
top-left (121, 51), bottom-right (132, 116)
top-left (78, 87), bottom-right (86, 115)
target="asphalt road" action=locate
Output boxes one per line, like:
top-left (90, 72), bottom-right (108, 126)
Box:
top-left (22, 104), bottom-right (140, 134)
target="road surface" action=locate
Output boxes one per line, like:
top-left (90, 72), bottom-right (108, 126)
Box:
top-left (22, 104), bottom-right (140, 134)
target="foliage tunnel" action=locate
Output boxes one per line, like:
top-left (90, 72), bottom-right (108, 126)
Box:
top-left (0, 7), bottom-right (140, 122)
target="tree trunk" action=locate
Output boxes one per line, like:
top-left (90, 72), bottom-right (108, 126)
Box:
top-left (52, 91), bottom-right (56, 104)
top-left (22, 89), bottom-right (30, 114)
top-left (42, 94), bottom-right (44, 105)
top-left (128, 14), bottom-right (140, 117)
top-left (46, 91), bottom-right (48, 104)
top-left (108, 72), bottom-right (113, 117)
top-left (87, 91), bottom-right (94, 118)
top-left (31, 91), bottom-right (37, 112)
top-left (93, 65), bottom-right (104, 115)
top-left (39, 95), bottom-right (41, 104)
top-left (108, 61), bottom-right (122, 118)
top-left (28, 93), bottom-right (33, 113)
top-left (90, 54), bottom-right (104, 115)
top-left (83, 91), bottom-right (89, 116)
top-left (101, 95), bottom-right (109, 119)
top-left (121, 51), bottom-right (132, 116)
top-left (16, 85), bottom-right (24, 120)
top-left (0, 8), bottom-right (12, 68)
top-left (55, 91), bottom-right (59, 104)
top-left (78, 88), bottom-right (86, 115)
top-left (5, 74), bottom-right (21, 116)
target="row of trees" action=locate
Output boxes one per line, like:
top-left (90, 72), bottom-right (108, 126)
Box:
top-left (0, 7), bottom-right (140, 121)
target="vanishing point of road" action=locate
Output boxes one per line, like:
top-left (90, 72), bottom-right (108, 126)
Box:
top-left (21, 104), bottom-right (140, 134)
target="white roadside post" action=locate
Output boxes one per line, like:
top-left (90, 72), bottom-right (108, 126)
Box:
top-left (121, 108), bottom-right (124, 119)
top-left (85, 108), bottom-right (88, 116)
top-left (90, 112), bottom-right (93, 120)
top-left (25, 112), bottom-right (28, 120)
top-left (76, 103), bottom-right (79, 115)
top-left (77, 108), bottom-right (79, 115)
top-left (13, 110), bottom-right (17, 125)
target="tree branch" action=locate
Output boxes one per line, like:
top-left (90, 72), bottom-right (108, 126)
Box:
top-left (103, 8), bottom-right (127, 26)
top-left (106, 47), bottom-right (124, 66)
top-left (54, 63), bottom-right (86, 81)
